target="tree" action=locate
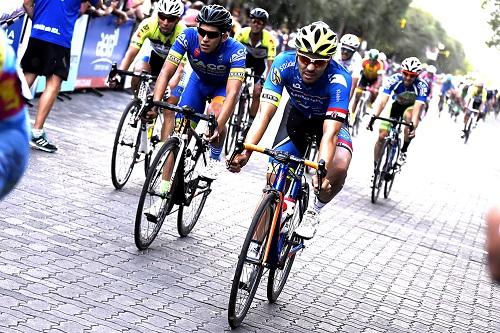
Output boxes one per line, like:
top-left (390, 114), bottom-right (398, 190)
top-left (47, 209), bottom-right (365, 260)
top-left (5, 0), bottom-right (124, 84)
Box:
top-left (482, 0), bottom-right (500, 48)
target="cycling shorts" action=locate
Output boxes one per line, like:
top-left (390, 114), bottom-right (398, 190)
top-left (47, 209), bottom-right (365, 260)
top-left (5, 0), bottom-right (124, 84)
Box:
top-left (358, 75), bottom-right (378, 88)
top-left (0, 110), bottom-right (29, 199)
top-left (379, 102), bottom-right (413, 131)
top-left (175, 73), bottom-right (226, 125)
top-left (245, 55), bottom-right (266, 83)
top-left (267, 101), bottom-right (352, 173)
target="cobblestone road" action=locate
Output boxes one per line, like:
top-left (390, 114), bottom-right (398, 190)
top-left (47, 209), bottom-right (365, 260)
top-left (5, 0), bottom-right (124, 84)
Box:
top-left (1, 91), bottom-right (499, 332)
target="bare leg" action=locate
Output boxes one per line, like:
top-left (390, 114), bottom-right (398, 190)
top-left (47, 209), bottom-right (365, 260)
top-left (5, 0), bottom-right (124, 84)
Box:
top-left (33, 74), bottom-right (62, 130)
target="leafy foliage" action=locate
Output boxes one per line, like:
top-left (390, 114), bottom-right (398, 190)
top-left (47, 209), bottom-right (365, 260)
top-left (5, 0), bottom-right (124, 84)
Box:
top-left (482, 0), bottom-right (500, 48)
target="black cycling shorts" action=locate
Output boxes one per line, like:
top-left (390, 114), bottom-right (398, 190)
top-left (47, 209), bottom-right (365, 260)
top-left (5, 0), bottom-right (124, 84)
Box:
top-left (245, 55), bottom-right (266, 83)
top-left (21, 37), bottom-right (70, 80)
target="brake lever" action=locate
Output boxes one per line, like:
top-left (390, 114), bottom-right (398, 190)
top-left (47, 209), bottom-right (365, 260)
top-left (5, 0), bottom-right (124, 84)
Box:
top-left (226, 139), bottom-right (245, 170)
top-left (315, 159), bottom-right (326, 195)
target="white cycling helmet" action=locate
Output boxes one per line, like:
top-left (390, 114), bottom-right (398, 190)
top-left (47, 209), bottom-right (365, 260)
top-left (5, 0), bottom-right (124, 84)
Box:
top-left (157, 0), bottom-right (184, 17)
top-left (340, 34), bottom-right (360, 52)
top-left (401, 56), bottom-right (422, 74)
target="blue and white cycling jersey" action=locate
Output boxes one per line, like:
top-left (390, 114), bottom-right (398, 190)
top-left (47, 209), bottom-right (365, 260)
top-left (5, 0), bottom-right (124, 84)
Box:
top-left (166, 27), bottom-right (247, 85)
top-left (383, 73), bottom-right (429, 106)
top-left (261, 51), bottom-right (352, 122)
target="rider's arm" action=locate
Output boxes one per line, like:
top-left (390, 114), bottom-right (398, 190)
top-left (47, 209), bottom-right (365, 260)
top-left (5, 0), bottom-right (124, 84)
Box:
top-left (118, 47), bottom-right (140, 71)
top-left (373, 94), bottom-right (389, 117)
top-left (217, 78), bottom-right (244, 132)
top-left (23, 0), bottom-right (34, 19)
top-left (264, 31), bottom-right (277, 79)
top-left (318, 119), bottom-right (342, 169)
top-left (244, 101), bottom-right (278, 150)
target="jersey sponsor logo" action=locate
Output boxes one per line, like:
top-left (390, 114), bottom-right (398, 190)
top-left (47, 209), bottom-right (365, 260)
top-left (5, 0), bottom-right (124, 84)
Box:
top-left (279, 60), bottom-right (294, 72)
top-left (230, 48), bottom-right (246, 62)
top-left (292, 83), bottom-right (301, 90)
top-left (328, 74), bottom-right (348, 88)
top-left (33, 24), bottom-right (61, 35)
top-left (194, 48), bottom-right (200, 57)
top-left (417, 81), bottom-right (428, 96)
top-left (167, 53), bottom-right (182, 65)
top-left (191, 58), bottom-right (227, 74)
top-left (177, 33), bottom-right (188, 49)
top-left (229, 69), bottom-right (245, 80)
top-left (271, 67), bottom-right (281, 86)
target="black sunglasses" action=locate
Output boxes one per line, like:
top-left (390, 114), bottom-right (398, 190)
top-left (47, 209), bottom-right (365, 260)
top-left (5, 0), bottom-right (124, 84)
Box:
top-left (197, 27), bottom-right (221, 39)
top-left (158, 13), bottom-right (179, 22)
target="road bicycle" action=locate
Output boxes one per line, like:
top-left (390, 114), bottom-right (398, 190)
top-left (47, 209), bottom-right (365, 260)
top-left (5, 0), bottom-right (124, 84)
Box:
top-left (108, 64), bottom-right (164, 189)
top-left (226, 141), bottom-right (325, 328)
top-left (368, 116), bottom-right (413, 203)
top-left (351, 87), bottom-right (371, 136)
top-left (224, 69), bottom-right (263, 156)
top-left (462, 108), bottom-right (480, 144)
top-left (134, 97), bottom-right (218, 250)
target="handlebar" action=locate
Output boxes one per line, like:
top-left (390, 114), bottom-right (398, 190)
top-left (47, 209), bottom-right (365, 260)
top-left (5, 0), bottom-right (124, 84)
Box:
top-left (368, 115), bottom-right (414, 132)
top-left (144, 95), bottom-right (218, 137)
top-left (107, 63), bottom-right (158, 84)
top-left (228, 140), bottom-right (327, 194)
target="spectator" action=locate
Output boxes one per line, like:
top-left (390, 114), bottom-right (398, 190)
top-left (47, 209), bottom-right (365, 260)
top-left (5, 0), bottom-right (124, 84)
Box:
top-left (22, 0), bottom-right (103, 153)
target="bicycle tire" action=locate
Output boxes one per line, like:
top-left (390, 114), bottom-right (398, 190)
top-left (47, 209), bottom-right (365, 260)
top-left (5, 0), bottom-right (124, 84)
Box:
top-left (464, 117), bottom-right (473, 144)
top-left (224, 96), bottom-right (247, 155)
top-left (383, 143), bottom-right (399, 199)
top-left (134, 138), bottom-right (181, 250)
top-left (228, 192), bottom-right (276, 328)
top-left (177, 147), bottom-right (211, 237)
top-left (371, 140), bottom-right (389, 204)
top-left (111, 101), bottom-right (142, 189)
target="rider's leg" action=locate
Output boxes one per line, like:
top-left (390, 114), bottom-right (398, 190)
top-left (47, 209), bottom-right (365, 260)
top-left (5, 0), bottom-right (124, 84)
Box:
top-left (321, 139), bottom-right (352, 201)
top-left (249, 81), bottom-right (262, 123)
top-left (375, 128), bottom-right (389, 166)
top-left (401, 107), bottom-right (414, 153)
top-left (206, 96), bottom-right (226, 161)
top-left (350, 87), bottom-right (363, 117)
top-left (132, 61), bottom-right (151, 93)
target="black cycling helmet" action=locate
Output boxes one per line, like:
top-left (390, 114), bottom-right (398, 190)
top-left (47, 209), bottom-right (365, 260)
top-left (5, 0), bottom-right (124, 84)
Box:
top-left (196, 4), bottom-right (233, 33)
top-left (249, 8), bottom-right (269, 22)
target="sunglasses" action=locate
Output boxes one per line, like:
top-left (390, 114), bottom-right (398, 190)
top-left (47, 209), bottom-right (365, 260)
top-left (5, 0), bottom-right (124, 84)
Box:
top-left (158, 13), bottom-right (179, 22)
top-left (402, 70), bottom-right (418, 78)
top-left (251, 19), bottom-right (264, 26)
top-left (341, 48), bottom-right (354, 54)
top-left (297, 53), bottom-right (330, 68)
top-left (197, 27), bottom-right (221, 39)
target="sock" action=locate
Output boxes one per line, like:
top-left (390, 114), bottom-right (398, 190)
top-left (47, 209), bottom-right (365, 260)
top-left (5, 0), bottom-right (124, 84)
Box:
top-left (313, 196), bottom-right (327, 213)
top-left (209, 145), bottom-right (222, 161)
top-left (32, 129), bottom-right (44, 138)
top-left (159, 180), bottom-right (170, 195)
top-left (401, 140), bottom-right (411, 153)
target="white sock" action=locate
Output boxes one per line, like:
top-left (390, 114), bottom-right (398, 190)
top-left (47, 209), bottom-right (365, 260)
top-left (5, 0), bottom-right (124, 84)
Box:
top-left (32, 129), bottom-right (44, 137)
top-left (313, 196), bottom-right (326, 213)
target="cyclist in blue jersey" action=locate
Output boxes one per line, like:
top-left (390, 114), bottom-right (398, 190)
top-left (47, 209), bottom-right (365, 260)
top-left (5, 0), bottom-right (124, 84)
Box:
top-left (22, 0), bottom-right (102, 153)
top-left (438, 74), bottom-right (455, 113)
top-left (152, 4), bottom-right (246, 183)
top-left (0, 29), bottom-right (29, 199)
top-left (229, 22), bottom-right (353, 240)
top-left (367, 56), bottom-right (429, 165)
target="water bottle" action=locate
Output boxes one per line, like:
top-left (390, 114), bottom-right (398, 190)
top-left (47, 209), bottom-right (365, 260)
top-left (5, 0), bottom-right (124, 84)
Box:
top-left (139, 123), bottom-right (148, 154)
top-left (281, 197), bottom-right (296, 227)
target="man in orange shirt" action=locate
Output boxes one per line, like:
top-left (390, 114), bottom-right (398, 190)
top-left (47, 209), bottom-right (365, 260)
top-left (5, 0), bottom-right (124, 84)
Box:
top-left (350, 48), bottom-right (384, 115)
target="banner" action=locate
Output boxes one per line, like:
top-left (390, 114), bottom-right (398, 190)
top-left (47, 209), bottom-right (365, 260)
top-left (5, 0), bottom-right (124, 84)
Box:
top-left (4, 14), bottom-right (26, 53)
top-left (76, 15), bottom-right (134, 89)
top-left (35, 15), bottom-right (89, 94)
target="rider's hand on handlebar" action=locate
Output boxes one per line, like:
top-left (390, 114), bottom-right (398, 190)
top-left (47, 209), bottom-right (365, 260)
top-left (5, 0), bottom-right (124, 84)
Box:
top-left (367, 115), bottom-right (376, 131)
top-left (107, 74), bottom-right (123, 89)
top-left (227, 152), bottom-right (250, 173)
top-left (408, 125), bottom-right (416, 138)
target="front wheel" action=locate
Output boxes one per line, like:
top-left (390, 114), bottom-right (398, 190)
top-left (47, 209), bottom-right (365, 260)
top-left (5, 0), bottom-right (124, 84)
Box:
top-left (464, 116), bottom-right (473, 144)
top-left (134, 138), bottom-right (181, 250)
top-left (228, 192), bottom-right (276, 328)
top-left (383, 144), bottom-right (399, 199)
top-left (371, 140), bottom-right (389, 204)
top-left (111, 101), bottom-right (141, 189)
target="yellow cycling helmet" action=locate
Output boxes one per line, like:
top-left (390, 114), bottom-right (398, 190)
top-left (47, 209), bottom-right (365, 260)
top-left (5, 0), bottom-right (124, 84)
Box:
top-left (294, 21), bottom-right (338, 57)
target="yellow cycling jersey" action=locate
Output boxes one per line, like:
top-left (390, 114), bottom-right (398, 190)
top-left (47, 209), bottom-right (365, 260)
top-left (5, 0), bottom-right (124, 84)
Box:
top-left (234, 27), bottom-right (277, 60)
top-left (466, 86), bottom-right (487, 102)
top-left (130, 16), bottom-right (186, 58)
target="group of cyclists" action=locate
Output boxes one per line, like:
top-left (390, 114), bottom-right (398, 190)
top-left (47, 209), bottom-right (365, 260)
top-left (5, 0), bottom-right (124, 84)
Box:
top-left (2, 0), bottom-right (498, 237)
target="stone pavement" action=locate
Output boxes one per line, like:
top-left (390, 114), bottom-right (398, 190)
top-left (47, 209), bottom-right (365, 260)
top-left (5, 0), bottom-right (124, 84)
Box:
top-left (1, 91), bottom-right (499, 332)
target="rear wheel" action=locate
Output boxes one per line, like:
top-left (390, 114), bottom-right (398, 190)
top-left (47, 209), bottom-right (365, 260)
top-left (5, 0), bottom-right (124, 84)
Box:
top-left (224, 97), bottom-right (247, 156)
top-left (228, 192), bottom-right (276, 328)
top-left (111, 101), bottom-right (141, 189)
top-left (134, 138), bottom-right (181, 250)
top-left (371, 140), bottom-right (389, 204)
top-left (177, 147), bottom-right (212, 237)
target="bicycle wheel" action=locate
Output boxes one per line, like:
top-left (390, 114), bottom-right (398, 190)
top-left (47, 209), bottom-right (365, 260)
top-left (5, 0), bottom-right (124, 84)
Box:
top-left (464, 117), bottom-right (473, 144)
top-left (144, 115), bottom-right (163, 176)
top-left (111, 101), bottom-right (142, 189)
top-left (177, 146), bottom-right (212, 237)
top-left (224, 97), bottom-right (246, 155)
top-left (384, 144), bottom-right (399, 199)
top-left (134, 138), bottom-right (181, 250)
top-left (371, 140), bottom-right (389, 204)
top-left (228, 192), bottom-right (276, 328)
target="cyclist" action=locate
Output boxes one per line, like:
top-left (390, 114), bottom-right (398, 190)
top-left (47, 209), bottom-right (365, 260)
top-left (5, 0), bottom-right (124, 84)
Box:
top-left (110, 0), bottom-right (186, 105)
top-left (461, 81), bottom-right (487, 137)
top-left (234, 8), bottom-right (277, 129)
top-left (152, 4), bottom-right (246, 183)
top-left (351, 48), bottom-right (384, 116)
top-left (334, 33), bottom-right (362, 99)
top-left (229, 22), bottom-right (353, 240)
top-left (0, 28), bottom-right (29, 199)
top-left (367, 56), bottom-right (429, 165)
top-left (438, 74), bottom-right (455, 113)
top-left (420, 64), bottom-right (437, 117)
